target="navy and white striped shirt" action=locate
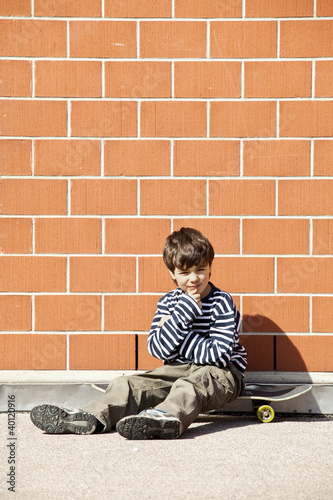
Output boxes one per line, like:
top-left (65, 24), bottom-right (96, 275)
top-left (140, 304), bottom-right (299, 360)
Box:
top-left (148, 283), bottom-right (247, 376)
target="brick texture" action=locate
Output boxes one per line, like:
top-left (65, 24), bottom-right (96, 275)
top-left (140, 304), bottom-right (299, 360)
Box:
top-left (243, 140), bottom-right (310, 177)
top-left (210, 21), bottom-right (277, 58)
top-left (34, 140), bottom-right (101, 176)
top-left (1, 6), bottom-right (332, 375)
top-left (104, 140), bottom-right (170, 176)
top-left (0, 60), bottom-right (31, 97)
top-left (0, 218), bottom-right (32, 254)
top-left (140, 21), bottom-right (206, 58)
top-left (0, 140), bottom-right (31, 176)
top-left (0, 335), bottom-right (66, 370)
top-left (0, 179), bottom-right (67, 215)
top-left (35, 61), bottom-right (102, 98)
top-left (69, 334), bottom-right (136, 370)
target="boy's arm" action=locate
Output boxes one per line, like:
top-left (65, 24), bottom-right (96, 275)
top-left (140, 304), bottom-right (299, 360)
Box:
top-left (179, 301), bottom-right (240, 367)
top-left (148, 294), bottom-right (203, 361)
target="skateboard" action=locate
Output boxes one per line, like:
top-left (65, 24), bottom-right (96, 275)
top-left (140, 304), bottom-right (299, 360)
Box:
top-left (237, 384), bottom-right (312, 423)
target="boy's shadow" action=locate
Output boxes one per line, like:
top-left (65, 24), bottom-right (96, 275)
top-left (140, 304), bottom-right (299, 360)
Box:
top-left (240, 314), bottom-right (308, 372)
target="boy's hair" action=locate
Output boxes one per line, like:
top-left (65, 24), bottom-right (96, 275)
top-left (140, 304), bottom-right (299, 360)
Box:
top-left (163, 227), bottom-right (214, 272)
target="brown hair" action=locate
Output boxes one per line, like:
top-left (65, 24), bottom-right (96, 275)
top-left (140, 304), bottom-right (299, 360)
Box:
top-left (163, 227), bottom-right (214, 272)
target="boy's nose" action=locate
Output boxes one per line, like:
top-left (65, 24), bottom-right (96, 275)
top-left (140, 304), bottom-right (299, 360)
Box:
top-left (189, 273), bottom-right (199, 282)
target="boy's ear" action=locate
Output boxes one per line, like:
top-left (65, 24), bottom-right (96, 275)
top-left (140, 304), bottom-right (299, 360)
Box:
top-left (169, 270), bottom-right (177, 282)
top-left (169, 270), bottom-right (176, 279)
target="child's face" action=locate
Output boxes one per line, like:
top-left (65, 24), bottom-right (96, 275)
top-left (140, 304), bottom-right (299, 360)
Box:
top-left (170, 262), bottom-right (212, 298)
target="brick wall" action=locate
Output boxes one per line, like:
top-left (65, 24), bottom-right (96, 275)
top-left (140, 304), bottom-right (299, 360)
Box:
top-left (1, 0), bottom-right (333, 379)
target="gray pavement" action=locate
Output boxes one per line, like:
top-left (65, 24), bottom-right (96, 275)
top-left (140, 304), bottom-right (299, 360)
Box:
top-left (0, 412), bottom-right (332, 500)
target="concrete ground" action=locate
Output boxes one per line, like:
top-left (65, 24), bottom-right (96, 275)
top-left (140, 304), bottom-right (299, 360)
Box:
top-left (0, 412), bottom-right (332, 500)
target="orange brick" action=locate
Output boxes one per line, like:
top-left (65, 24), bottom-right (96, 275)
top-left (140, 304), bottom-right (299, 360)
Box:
top-left (105, 61), bottom-right (171, 98)
top-left (209, 180), bottom-right (275, 216)
top-left (0, 334), bottom-right (66, 370)
top-left (278, 180), bottom-right (333, 216)
top-left (242, 219), bottom-right (309, 255)
top-left (317, 0), bottom-right (333, 16)
top-left (104, 295), bottom-right (161, 331)
top-left (173, 218), bottom-right (240, 255)
top-left (312, 219), bottom-right (333, 255)
top-left (0, 140), bottom-right (31, 176)
top-left (174, 140), bottom-right (239, 177)
top-left (105, 0), bottom-right (172, 17)
top-left (71, 101), bottom-right (137, 138)
top-left (210, 102), bottom-right (276, 138)
top-left (213, 257), bottom-right (274, 293)
top-left (0, 296), bottom-right (31, 331)
top-left (276, 336), bottom-right (333, 371)
top-left (0, 20), bottom-right (67, 57)
top-left (35, 295), bottom-right (101, 332)
top-left (0, 0), bottom-right (31, 16)
top-left (35, 61), bottom-right (101, 98)
top-left (245, 0), bottom-right (313, 17)
top-left (141, 102), bottom-right (206, 138)
top-left (0, 60), bottom-right (31, 97)
top-left (70, 257), bottom-right (136, 293)
top-left (140, 179), bottom-right (206, 215)
top-left (138, 334), bottom-right (164, 370)
top-left (239, 335), bottom-right (274, 371)
top-left (174, 61), bottom-right (241, 98)
top-left (175, 0), bottom-right (242, 18)
top-left (35, 0), bottom-right (101, 16)
top-left (314, 140), bottom-right (333, 176)
top-left (0, 256), bottom-right (66, 292)
top-left (210, 21), bottom-right (277, 58)
top-left (280, 101), bottom-right (333, 137)
top-left (244, 61), bottom-right (311, 98)
top-left (312, 297), bottom-right (333, 332)
top-left (70, 21), bottom-right (136, 58)
top-left (105, 218), bottom-right (170, 254)
top-left (0, 179), bottom-right (67, 216)
top-left (243, 140), bottom-right (310, 177)
top-left (315, 61), bottom-right (333, 97)
top-left (34, 140), bottom-right (101, 176)
top-left (140, 21), bottom-right (206, 58)
top-left (69, 334), bottom-right (135, 370)
top-left (280, 20), bottom-right (333, 58)
top-left (0, 100), bottom-right (67, 137)
top-left (277, 257), bottom-right (333, 294)
top-left (242, 296), bottom-right (309, 333)
top-left (0, 218), bottom-right (32, 254)
top-left (71, 179), bottom-right (137, 215)
top-left (138, 256), bottom-right (176, 292)
top-left (35, 218), bottom-right (101, 254)
top-left (104, 140), bottom-right (170, 176)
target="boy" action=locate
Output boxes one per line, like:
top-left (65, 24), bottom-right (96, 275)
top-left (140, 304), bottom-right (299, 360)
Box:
top-left (31, 227), bottom-right (247, 439)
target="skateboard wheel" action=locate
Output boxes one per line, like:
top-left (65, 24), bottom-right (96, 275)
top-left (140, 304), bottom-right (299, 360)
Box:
top-left (256, 405), bottom-right (275, 423)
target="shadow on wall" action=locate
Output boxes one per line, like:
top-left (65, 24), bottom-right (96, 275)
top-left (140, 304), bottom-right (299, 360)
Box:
top-left (240, 315), bottom-right (307, 372)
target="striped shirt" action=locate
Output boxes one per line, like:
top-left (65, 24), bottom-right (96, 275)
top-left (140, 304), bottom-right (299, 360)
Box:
top-left (148, 283), bottom-right (247, 376)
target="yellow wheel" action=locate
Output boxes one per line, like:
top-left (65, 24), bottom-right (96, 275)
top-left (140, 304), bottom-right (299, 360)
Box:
top-left (256, 405), bottom-right (275, 423)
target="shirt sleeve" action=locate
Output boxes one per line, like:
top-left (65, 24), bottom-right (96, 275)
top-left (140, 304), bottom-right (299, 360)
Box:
top-left (148, 293), bottom-right (203, 361)
top-left (179, 302), bottom-right (237, 366)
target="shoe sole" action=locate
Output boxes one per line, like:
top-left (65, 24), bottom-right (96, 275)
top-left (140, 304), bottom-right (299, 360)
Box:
top-left (30, 405), bottom-right (97, 435)
top-left (116, 415), bottom-right (180, 440)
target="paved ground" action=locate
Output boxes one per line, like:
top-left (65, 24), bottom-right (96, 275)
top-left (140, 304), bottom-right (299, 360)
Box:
top-left (0, 412), bottom-right (332, 500)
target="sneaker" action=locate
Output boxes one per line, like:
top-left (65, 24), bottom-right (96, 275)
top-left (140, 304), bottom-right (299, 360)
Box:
top-left (116, 408), bottom-right (181, 440)
top-left (30, 404), bottom-right (97, 435)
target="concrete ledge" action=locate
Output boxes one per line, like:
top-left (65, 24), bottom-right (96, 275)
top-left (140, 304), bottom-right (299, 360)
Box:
top-left (1, 370), bottom-right (333, 384)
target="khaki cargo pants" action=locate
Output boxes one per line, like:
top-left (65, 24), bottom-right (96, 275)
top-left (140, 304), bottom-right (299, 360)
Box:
top-left (83, 362), bottom-right (244, 435)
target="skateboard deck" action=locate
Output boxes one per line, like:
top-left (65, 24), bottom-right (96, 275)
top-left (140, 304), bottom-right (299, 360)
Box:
top-left (237, 384), bottom-right (312, 422)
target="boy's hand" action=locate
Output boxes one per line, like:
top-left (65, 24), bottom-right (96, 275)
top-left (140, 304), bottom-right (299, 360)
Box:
top-left (187, 288), bottom-right (202, 308)
top-left (157, 315), bottom-right (171, 327)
